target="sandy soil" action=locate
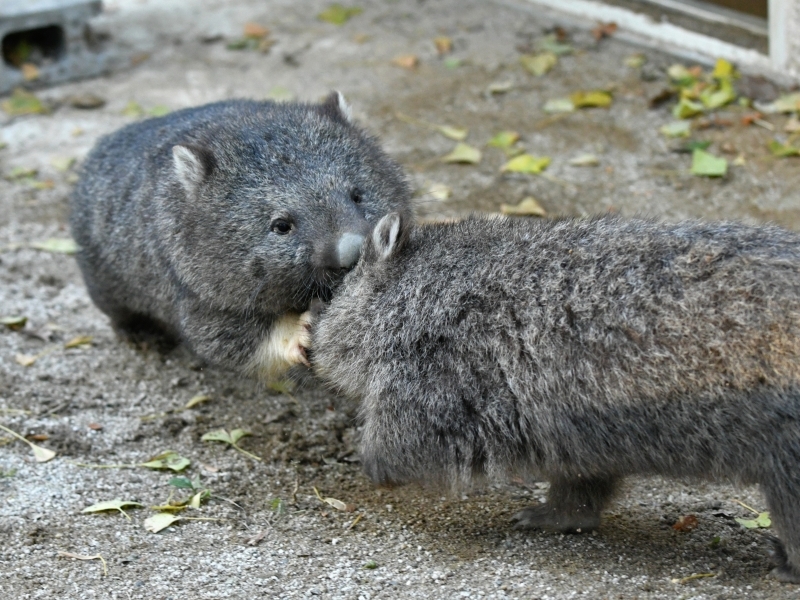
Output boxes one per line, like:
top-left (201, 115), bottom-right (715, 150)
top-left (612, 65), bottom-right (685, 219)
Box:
top-left (2, 0), bottom-right (800, 598)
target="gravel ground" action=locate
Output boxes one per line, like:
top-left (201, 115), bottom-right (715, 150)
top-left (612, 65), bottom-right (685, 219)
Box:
top-left (2, 0), bottom-right (800, 598)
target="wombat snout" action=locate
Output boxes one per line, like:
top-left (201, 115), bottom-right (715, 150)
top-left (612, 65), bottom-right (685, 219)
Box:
top-left (337, 232), bottom-right (365, 268)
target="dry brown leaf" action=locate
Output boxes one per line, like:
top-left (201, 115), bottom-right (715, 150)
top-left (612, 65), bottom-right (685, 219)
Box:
top-left (592, 22), bottom-right (617, 40)
top-left (243, 22), bottom-right (269, 39)
top-left (434, 36), bottom-right (452, 55)
top-left (672, 514), bottom-right (699, 532)
top-left (21, 63), bottom-right (39, 81)
top-left (392, 54), bottom-right (419, 70)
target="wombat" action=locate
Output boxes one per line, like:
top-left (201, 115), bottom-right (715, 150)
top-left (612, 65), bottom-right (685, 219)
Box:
top-left (70, 93), bottom-right (411, 381)
top-left (312, 212), bottom-right (800, 582)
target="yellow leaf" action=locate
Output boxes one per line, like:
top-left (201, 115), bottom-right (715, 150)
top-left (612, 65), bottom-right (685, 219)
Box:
top-left (501, 154), bottom-right (551, 174)
top-left (441, 143), bottom-right (481, 164)
top-left (500, 197), bottom-right (547, 217)
top-left (520, 52), bottom-right (557, 76)
top-left (570, 90), bottom-right (612, 108)
top-left (64, 335), bottom-right (93, 349)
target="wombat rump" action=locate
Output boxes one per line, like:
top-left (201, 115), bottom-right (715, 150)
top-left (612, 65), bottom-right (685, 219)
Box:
top-left (70, 93), bottom-right (411, 381)
top-left (313, 213), bottom-right (800, 582)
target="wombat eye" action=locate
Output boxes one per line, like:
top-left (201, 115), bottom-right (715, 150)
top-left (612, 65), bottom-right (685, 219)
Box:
top-left (350, 188), bottom-right (363, 204)
top-left (271, 219), bottom-right (292, 235)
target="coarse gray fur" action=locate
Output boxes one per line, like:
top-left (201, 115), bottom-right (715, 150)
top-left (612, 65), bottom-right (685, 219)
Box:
top-left (70, 93), bottom-right (411, 381)
top-left (312, 212), bottom-right (800, 582)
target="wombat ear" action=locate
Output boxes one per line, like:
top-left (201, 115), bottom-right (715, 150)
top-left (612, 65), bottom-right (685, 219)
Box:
top-left (371, 212), bottom-right (408, 261)
top-left (172, 144), bottom-right (215, 194)
top-left (319, 91), bottom-right (353, 124)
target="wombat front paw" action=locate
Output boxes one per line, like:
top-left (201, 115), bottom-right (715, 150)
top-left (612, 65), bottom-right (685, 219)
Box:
top-left (512, 504), bottom-right (600, 533)
top-left (247, 311), bottom-right (313, 382)
top-left (768, 538), bottom-right (800, 583)
top-left (288, 310), bottom-right (313, 368)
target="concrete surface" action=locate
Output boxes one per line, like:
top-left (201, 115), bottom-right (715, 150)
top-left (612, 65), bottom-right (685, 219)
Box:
top-left (2, 0), bottom-right (800, 598)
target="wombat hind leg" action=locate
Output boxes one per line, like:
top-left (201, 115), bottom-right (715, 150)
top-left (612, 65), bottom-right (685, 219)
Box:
top-left (512, 476), bottom-right (616, 534)
top-left (762, 477), bottom-right (800, 583)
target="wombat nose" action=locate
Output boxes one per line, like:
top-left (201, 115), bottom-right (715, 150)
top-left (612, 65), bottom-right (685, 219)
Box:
top-left (337, 233), bottom-right (365, 268)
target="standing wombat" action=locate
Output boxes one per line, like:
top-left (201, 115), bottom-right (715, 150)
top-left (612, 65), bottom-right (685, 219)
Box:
top-left (70, 93), bottom-right (411, 381)
top-left (313, 212), bottom-right (800, 582)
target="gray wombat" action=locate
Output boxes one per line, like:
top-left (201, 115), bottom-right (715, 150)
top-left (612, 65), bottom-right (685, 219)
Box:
top-left (70, 93), bottom-right (411, 381)
top-left (313, 212), bottom-right (800, 582)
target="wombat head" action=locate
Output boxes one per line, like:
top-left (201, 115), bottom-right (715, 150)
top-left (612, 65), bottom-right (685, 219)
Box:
top-left (167, 92), bottom-right (412, 313)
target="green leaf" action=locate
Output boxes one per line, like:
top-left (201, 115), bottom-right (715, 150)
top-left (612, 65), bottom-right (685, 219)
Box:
top-left (121, 101), bottom-right (145, 118)
top-left (759, 93), bottom-right (800, 114)
top-left (520, 52), bottom-right (557, 77)
top-left (735, 512), bottom-right (771, 529)
top-left (1, 88), bottom-right (48, 116)
top-left (487, 131), bottom-right (520, 149)
top-left (6, 167), bottom-right (37, 180)
top-left (1, 316), bottom-right (27, 330)
top-left (82, 499), bottom-right (143, 520)
top-left (140, 451), bottom-right (191, 472)
top-left (712, 57), bottom-right (735, 80)
top-left (318, 4), bottom-right (363, 25)
top-left (435, 125), bottom-right (468, 141)
top-left (441, 143), bottom-right (482, 164)
top-left (184, 394), bottom-right (211, 409)
top-left (768, 140), bottom-right (800, 157)
top-left (570, 90), bottom-right (612, 108)
top-left (201, 429), bottom-right (233, 444)
top-left (659, 121), bottom-right (691, 138)
top-left (624, 53), bottom-right (646, 68)
top-left (700, 80), bottom-right (735, 109)
top-left (266, 87), bottom-right (295, 102)
top-left (443, 57), bottom-right (462, 69)
top-left (148, 105), bottom-right (171, 117)
top-left (30, 238), bottom-right (78, 254)
top-left (487, 81), bottom-right (513, 94)
top-left (535, 34), bottom-right (573, 55)
top-left (270, 497), bottom-right (286, 516)
top-left (169, 477), bottom-right (195, 489)
top-left (673, 98), bottom-right (704, 119)
top-left (229, 429), bottom-right (251, 444)
top-left (144, 512), bottom-right (182, 533)
top-left (568, 153), bottom-right (600, 167)
top-left (364, 560), bottom-right (378, 569)
top-left (501, 154), bottom-right (551, 174)
top-left (691, 149), bottom-right (727, 177)
top-left (543, 98), bottom-right (574, 113)
top-left (667, 64), bottom-right (695, 85)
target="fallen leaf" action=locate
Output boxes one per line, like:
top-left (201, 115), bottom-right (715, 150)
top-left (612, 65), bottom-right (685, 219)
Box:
top-left (756, 93), bottom-right (800, 114)
top-left (314, 486), bottom-right (355, 511)
top-left (488, 81), bottom-right (513, 94)
top-left (82, 499), bottom-right (143, 519)
top-left (70, 93), bottom-right (106, 109)
top-left (691, 149), bottom-right (727, 177)
top-left (185, 394), bottom-right (212, 409)
top-left (667, 64), bottom-right (695, 84)
top-left (64, 335), bottom-right (93, 349)
top-left (392, 54), bottom-right (419, 70)
top-left (0, 423), bottom-right (57, 462)
top-left (785, 115), bottom-right (800, 133)
top-left (735, 512), bottom-right (771, 529)
top-left (487, 131), bottom-right (520, 149)
top-left (364, 560), bottom-right (378, 569)
top-left (543, 98), bottom-right (574, 113)
top-left (427, 183), bottom-right (451, 201)
top-left (15, 354), bottom-right (38, 367)
top-left (1, 88), bottom-right (48, 116)
top-left (500, 197), bottom-right (546, 217)
top-left (534, 34), bottom-right (573, 55)
top-left (673, 98), bottom-right (704, 119)
top-left (57, 552), bottom-right (107, 576)
top-left (443, 57), bottom-right (462, 69)
top-left (433, 36), bottom-right (452, 55)
top-left (29, 238), bottom-right (78, 254)
top-left (140, 451), bottom-right (191, 472)
top-left (733, 154), bottom-right (746, 166)
top-left (740, 112), bottom-right (763, 126)
top-left (1, 316), bottom-right (27, 330)
top-left (441, 143), bottom-right (481, 164)
top-left (672, 514), bottom-right (699, 532)
top-left (659, 121), bottom-right (691, 138)
top-left (266, 87), bottom-right (295, 102)
top-left (21, 63), bottom-right (39, 81)
top-left (570, 90), bottom-right (612, 108)
top-left (767, 140), bottom-right (800, 157)
top-left (121, 101), bottom-right (145, 118)
top-left (51, 157), bottom-right (75, 172)
top-left (712, 58), bottom-right (735, 80)
top-left (144, 512), bottom-right (182, 533)
top-left (569, 153), bottom-right (600, 166)
top-left (202, 428), bottom-right (261, 461)
top-left (243, 22), bottom-right (269, 39)
top-left (520, 52), bottom-right (557, 77)
top-left (624, 53), bottom-right (646, 68)
top-left (501, 154), bottom-right (551, 174)
top-left (318, 4), bottom-right (363, 25)
top-left (88, 423), bottom-right (102, 431)
top-left (591, 21), bottom-right (617, 40)
top-left (700, 80), bottom-right (735, 109)
top-left (6, 166), bottom-right (37, 181)
top-left (436, 125), bottom-right (468, 141)
top-left (149, 105), bottom-right (170, 117)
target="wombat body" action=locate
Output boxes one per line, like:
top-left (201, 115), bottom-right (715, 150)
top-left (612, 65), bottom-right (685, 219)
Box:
top-left (313, 213), bottom-right (800, 582)
top-left (70, 94), bottom-right (411, 381)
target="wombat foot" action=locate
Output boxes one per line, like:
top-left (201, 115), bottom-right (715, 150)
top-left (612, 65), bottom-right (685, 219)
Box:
top-left (247, 311), bottom-right (313, 382)
top-left (769, 537), bottom-right (800, 583)
top-left (511, 504), bottom-right (601, 533)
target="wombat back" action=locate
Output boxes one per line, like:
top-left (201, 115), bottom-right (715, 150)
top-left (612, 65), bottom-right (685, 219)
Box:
top-left (313, 213), bottom-right (800, 581)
